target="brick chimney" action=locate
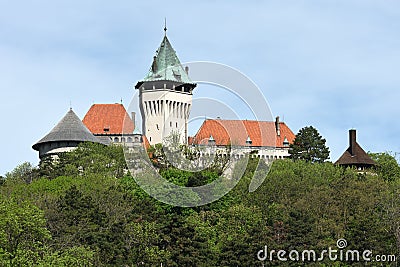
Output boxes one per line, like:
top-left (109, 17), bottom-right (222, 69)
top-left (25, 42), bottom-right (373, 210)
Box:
top-left (275, 116), bottom-right (281, 136)
top-left (349, 129), bottom-right (356, 156)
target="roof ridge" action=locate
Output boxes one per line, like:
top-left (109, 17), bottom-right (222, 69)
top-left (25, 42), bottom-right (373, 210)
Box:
top-left (206, 118), bottom-right (281, 123)
top-left (91, 103), bottom-right (125, 106)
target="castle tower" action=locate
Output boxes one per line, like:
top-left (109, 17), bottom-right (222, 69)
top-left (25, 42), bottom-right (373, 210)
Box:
top-left (135, 29), bottom-right (196, 145)
top-left (32, 108), bottom-right (102, 159)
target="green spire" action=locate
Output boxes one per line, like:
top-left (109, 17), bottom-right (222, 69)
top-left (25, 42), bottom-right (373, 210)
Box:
top-left (142, 35), bottom-right (192, 84)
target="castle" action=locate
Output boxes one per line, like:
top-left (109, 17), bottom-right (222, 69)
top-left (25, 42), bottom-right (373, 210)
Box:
top-left (33, 29), bottom-right (296, 161)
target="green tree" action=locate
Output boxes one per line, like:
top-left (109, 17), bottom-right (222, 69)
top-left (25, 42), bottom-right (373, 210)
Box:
top-left (0, 198), bottom-right (51, 266)
top-left (124, 220), bottom-right (169, 266)
top-left (38, 246), bottom-right (95, 267)
top-left (4, 162), bottom-right (36, 184)
top-left (216, 204), bottom-right (269, 266)
top-left (369, 152), bottom-right (400, 182)
top-left (55, 142), bottom-right (127, 178)
top-left (289, 126), bottom-right (330, 163)
top-left (48, 185), bottom-right (111, 263)
top-left (4, 134), bottom-right (400, 266)
top-left (36, 155), bottom-right (57, 180)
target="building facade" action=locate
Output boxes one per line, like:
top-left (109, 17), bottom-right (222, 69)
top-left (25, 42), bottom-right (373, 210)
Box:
top-left (33, 29), bottom-right (296, 159)
top-left (190, 116), bottom-right (295, 159)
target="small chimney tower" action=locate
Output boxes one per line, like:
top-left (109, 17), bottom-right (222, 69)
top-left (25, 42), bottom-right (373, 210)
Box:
top-left (349, 129), bottom-right (356, 156)
top-left (275, 116), bottom-right (281, 136)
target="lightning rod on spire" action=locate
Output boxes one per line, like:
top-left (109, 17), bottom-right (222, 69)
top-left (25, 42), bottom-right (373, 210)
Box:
top-left (164, 18), bottom-right (167, 36)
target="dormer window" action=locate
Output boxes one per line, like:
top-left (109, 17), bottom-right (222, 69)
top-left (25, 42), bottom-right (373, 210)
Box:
top-left (283, 137), bottom-right (290, 147)
top-left (172, 69), bottom-right (182, 81)
top-left (208, 135), bottom-right (216, 145)
top-left (246, 136), bottom-right (252, 145)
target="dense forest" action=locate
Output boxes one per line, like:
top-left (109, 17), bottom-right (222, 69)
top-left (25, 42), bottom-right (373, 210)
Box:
top-left (1, 142), bottom-right (400, 266)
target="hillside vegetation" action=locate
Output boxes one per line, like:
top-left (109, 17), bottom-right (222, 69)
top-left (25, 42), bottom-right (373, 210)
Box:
top-left (1, 143), bottom-right (399, 266)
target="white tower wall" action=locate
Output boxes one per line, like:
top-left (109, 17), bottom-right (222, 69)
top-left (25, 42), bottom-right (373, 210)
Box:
top-left (139, 87), bottom-right (192, 145)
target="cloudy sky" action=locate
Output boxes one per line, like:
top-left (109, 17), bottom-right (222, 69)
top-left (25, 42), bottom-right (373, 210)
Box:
top-left (1, 0), bottom-right (399, 175)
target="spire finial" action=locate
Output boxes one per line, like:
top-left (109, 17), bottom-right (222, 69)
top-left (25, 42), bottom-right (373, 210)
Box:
top-left (164, 18), bottom-right (167, 36)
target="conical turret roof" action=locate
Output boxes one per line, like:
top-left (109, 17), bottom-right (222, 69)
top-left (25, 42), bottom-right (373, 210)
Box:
top-left (141, 35), bottom-right (193, 84)
top-left (32, 109), bottom-right (100, 151)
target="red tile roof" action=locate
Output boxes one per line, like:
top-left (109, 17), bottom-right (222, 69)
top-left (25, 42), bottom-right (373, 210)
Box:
top-left (83, 104), bottom-right (134, 134)
top-left (190, 119), bottom-right (295, 148)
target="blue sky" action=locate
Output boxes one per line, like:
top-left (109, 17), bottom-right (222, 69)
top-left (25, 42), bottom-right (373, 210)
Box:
top-left (1, 0), bottom-right (399, 175)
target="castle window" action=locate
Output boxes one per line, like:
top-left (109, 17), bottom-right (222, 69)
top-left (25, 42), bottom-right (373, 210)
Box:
top-left (114, 137), bottom-right (119, 142)
top-left (121, 137), bottom-right (126, 143)
top-left (283, 137), bottom-right (290, 147)
top-left (172, 70), bottom-right (181, 81)
top-left (176, 122), bottom-right (178, 128)
top-left (127, 137), bottom-right (132, 142)
top-left (245, 136), bottom-right (252, 145)
top-left (156, 124), bottom-right (159, 130)
top-left (208, 135), bottom-right (216, 145)
top-left (170, 121), bottom-right (172, 127)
